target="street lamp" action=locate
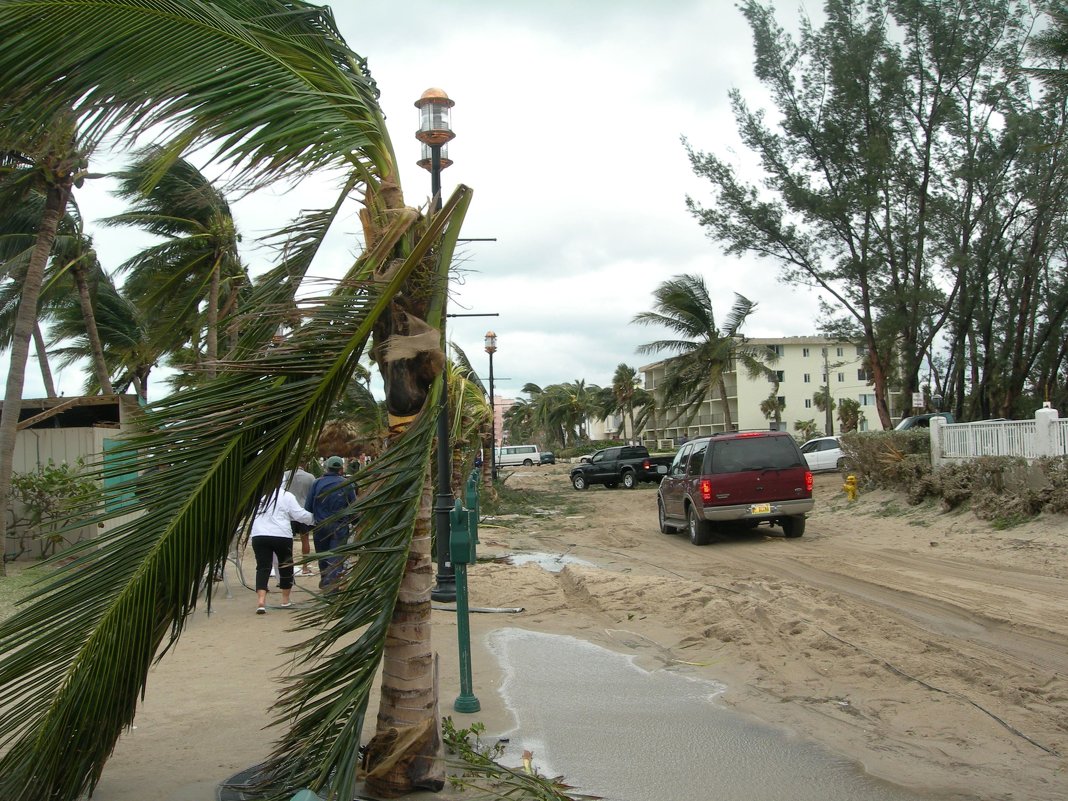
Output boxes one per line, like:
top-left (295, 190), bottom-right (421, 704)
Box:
top-left (417, 87), bottom-right (457, 603)
top-left (485, 331), bottom-right (497, 480)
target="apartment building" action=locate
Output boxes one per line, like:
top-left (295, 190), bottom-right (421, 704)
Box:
top-left (638, 336), bottom-right (879, 449)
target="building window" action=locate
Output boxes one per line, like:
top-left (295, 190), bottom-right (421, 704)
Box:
top-left (768, 344), bottom-right (784, 357)
top-left (777, 395), bottom-right (786, 407)
top-left (856, 345), bottom-right (865, 357)
top-left (804, 373), bottom-right (811, 383)
top-left (837, 372), bottom-right (844, 382)
top-left (859, 393), bottom-right (876, 406)
top-left (803, 347), bottom-right (810, 357)
top-left (804, 399), bottom-right (812, 408)
top-left (822, 373), bottom-right (828, 383)
top-left (821, 347), bottom-right (827, 357)
top-left (858, 368), bottom-right (873, 382)
top-left (836, 347), bottom-right (843, 357)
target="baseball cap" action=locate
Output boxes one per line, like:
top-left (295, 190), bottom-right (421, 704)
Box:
top-left (325, 455), bottom-right (345, 470)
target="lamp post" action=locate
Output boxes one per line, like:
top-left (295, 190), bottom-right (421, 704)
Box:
top-left (417, 87), bottom-right (457, 603)
top-left (485, 331), bottom-right (497, 480)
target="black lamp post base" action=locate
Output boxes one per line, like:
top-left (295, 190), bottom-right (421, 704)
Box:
top-left (431, 576), bottom-right (457, 602)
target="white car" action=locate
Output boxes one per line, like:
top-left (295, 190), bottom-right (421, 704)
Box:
top-left (799, 436), bottom-right (845, 472)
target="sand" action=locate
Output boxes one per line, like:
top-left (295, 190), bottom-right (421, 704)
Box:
top-left (82, 465), bottom-right (1066, 801)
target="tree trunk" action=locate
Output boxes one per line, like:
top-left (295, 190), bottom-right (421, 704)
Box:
top-left (0, 179), bottom-right (71, 577)
top-left (32, 323), bottom-right (57, 398)
top-left (72, 263), bottom-right (114, 394)
top-left (205, 260), bottom-right (220, 380)
top-left (363, 468), bottom-right (443, 797)
top-left (718, 377), bottom-right (733, 431)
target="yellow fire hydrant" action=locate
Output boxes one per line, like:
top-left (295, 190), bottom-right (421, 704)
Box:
top-left (843, 474), bottom-right (858, 501)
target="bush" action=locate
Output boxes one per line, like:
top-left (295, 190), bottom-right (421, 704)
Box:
top-left (6, 459), bottom-right (102, 562)
top-left (839, 430), bottom-right (1068, 521)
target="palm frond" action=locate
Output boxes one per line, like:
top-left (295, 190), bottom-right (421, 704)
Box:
top-left (0, 184), bottom-right (474, 801)
top-left (0, 0), bottom-right (395, 188)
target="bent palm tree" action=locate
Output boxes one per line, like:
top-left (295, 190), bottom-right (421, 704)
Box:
top-left (103, 148), bottom-right (247, 381)
top-left (633, 274), bottom-right (775, 431)
top-left (0, 2), bottom-right (470, 799)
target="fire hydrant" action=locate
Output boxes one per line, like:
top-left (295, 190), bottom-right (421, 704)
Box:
top-left (843, 474), bottom-right (858, 501)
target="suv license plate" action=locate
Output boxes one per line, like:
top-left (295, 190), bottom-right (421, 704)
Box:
top-left (750, 503), bottom-right (771, 515)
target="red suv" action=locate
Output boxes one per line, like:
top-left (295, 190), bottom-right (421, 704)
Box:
top-left (657, 431), bottom-right (813, 545)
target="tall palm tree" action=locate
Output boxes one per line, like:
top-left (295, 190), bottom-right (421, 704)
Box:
top-left (0, 115), bottom-right (87, 579)
top-left (633, 274), bottom-right (775, 431)
top-left (0, 3), bottom-right (471, 799)
top-left (103, 147), bottom-right (247, 382)
top-left (45, 265), bottom-right (157, 400)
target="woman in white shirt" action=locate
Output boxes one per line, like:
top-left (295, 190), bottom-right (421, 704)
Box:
top-left (250, 486), bottom-right (315, 614)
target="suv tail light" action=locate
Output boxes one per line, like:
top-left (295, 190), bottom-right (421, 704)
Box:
top-left (700, 479), bottom-right (713, 503)
top-left (805, 470), bottom-right (813, 492)
top-left (642, 459), bottom-right (651, 469)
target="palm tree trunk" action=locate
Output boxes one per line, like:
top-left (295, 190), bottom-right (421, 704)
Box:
top-left (718, 377), bottom-right (733, 430)
top-left (363, 466), bottom-right (443, 797)
top-left (72, 264), bottom-right (114, 394)
top-left (32, 323), bottom-right (57, 398)
top-left (0, 179), bottom-right (72, 576)
top-left (205, 260), bottom-right (220, 380)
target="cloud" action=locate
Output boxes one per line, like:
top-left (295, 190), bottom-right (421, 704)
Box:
top-left (17, 1), bottom-right (820, 403)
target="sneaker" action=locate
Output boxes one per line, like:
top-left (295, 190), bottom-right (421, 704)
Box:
top-left (256, 606), bottom-right (266, 615)
top-left (279, 602), bottom-right (294, 609)
top-left (298, 568), bottom-right (315, 576)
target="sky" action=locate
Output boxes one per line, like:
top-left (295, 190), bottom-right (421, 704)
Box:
top-left (32, 0), bottom-right (821, 402)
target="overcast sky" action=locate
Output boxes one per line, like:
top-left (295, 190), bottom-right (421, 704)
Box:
top-left (34, 0), bottom-right (820, 401)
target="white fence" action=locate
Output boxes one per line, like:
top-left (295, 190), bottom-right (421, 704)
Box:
top-left (930, 407), bottom-right (1065, 468)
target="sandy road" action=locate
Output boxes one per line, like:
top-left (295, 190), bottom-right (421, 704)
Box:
top-left (484, 465), bottom-right (1068, 801)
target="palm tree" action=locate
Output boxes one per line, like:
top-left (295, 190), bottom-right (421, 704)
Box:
top-left (103, 148), bottom-right (247, 382)
top-left (0, 3), bottom-right (471, 799)
top-left (633, 274), bottom-right (775, 431)
top-left (0, 115), bottom-right (88, 579)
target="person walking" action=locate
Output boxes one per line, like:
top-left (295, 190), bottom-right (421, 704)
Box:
top-left (284, 462), bottom-right (316, 575)
top-left (250, 483), bottom-right (315, 614)
top-left (305, 455), bottom-right (357, 590)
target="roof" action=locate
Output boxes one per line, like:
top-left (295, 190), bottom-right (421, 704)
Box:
top-left (0, 395), bottom-right (140, 431)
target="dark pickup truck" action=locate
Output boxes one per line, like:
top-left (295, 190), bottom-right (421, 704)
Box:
top-left (570, 445), bottom-right (672, 490)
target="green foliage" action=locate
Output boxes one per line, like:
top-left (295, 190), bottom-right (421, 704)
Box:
top-left (481, 480), bottom-right (585, 522)
top-left (837, 398), bottom-right (863, 433)
top-left (633, 276), bottom-right (772, 431)
top-left (793, 419), bottom-right (821, 441)
top-left (7, 460), bottom-right (101, 561)
top-left (441, 717), bottom-right (587, 800)
top-left (840, 431), bottom-right (1067, 521)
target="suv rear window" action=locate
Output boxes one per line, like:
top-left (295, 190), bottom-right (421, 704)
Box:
top-left (709, 437), bottom-right (803, 473)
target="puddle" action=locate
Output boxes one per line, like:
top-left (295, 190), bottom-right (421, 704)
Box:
top-left (508, 552), bottom-right (595, 572)
top-left (488, 628), bottom-right (936, 801)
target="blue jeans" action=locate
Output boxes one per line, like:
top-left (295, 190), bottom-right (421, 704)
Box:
top-left (313, 526), bottom-right (349, 589)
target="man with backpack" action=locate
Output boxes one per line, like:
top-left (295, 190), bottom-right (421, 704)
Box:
top-left (305, 456), bottom-right (357, 590)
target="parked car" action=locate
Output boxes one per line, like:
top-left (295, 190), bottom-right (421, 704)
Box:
top-left (570, 445), bottom-right (672, 490)
top-left (894, 412), bottom-right (955, 430)
top-left (495, 444), bottom-right (541, 466)
top-left (540, 451), bottom-right (556, 465)
top-left (657, 430), bottom-right (813, 545)
top-left (799, 436), bottom-right (845, 472)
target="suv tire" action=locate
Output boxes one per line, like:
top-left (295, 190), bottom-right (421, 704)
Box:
top-left (657, 498), bottom-right (675, 534)
top-left (622, 471), bottom-right (637, 489)
top-left (572, 474), bottom-right (587, 490)
top-left (687, 506), bottom-right (712, 546)
top-left (782, 515), bottom-right (806, 538)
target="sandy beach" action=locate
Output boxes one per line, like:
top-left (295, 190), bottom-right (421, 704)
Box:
top-left (78, 465), bottom-right (1066, 801)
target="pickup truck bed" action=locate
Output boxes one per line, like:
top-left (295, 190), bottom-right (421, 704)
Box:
top-left (570, 445), bottom-right (672, 490)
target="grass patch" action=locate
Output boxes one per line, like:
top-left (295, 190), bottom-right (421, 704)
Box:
top-left (991, 514), bottom-right (1031, 530)
top-left (482, 481), bottom-right (589, 523)
top-left (873, 500), bottom-right (905, 518)
top-left (0, 565), bottom-right (47, 624)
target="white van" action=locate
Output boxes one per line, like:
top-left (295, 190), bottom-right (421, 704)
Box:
top-left (495, 444), bottom-right (541, 467)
